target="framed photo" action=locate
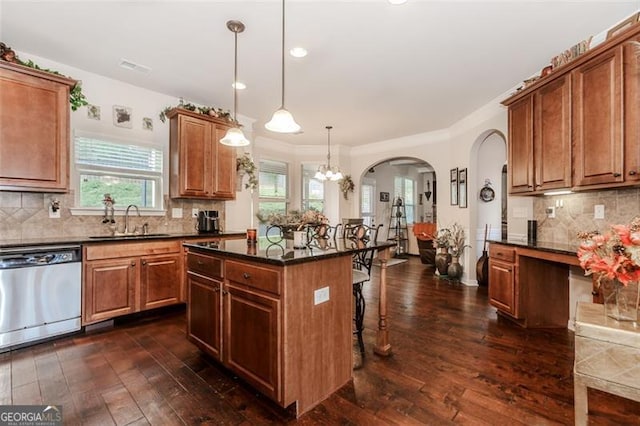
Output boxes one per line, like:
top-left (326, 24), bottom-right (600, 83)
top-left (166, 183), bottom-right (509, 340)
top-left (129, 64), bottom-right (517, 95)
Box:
top-left (458, 168), bottom-right (467, 208)
top-left (450, 168), bottom-right (458, 206)
top-left (380, 192), bottom-right (390, 202)
top-left (142, 117), bottom-right (153, 131)
top-left (113, 105), bottom-right (132, 128)
top-left (87, 104), bottom-right (101, 120)
top-left (607, 13), bottom-right (639, 39)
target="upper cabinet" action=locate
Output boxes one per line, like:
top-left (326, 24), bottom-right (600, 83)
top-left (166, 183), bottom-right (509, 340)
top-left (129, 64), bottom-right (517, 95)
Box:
top-left (503, 22), bottom-right (640, 195)
top-left (168, 108), bottom-right (236, 200)
top-left (0, 62), bottom-right (76, 192)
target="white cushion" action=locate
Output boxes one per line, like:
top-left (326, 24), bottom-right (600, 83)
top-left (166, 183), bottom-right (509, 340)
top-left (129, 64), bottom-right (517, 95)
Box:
top-left (352, 269), bottom-right (370, 285)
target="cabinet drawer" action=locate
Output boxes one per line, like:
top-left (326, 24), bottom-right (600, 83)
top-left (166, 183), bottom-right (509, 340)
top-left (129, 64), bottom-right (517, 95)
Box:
top-left (226, 260), bottom-right (281, 295)
top-left (85, 240), bottom-right (181, 261)
top-left (187, 252), bottom-right (223, 279)
top-left (489, 245), bottom-right (515, 263)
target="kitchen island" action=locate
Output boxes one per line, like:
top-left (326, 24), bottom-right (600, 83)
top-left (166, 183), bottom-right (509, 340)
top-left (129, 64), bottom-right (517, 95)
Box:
top-left (183, 237), bottom-right (393, 417)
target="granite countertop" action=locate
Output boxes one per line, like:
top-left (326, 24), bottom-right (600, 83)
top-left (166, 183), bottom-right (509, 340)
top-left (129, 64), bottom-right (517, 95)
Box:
top-left (489, 239), bottom-right (579, 257)
top-left (0, 231), bottom-right (245, 250)
top-left (185, 238), bottom-right (396, 266)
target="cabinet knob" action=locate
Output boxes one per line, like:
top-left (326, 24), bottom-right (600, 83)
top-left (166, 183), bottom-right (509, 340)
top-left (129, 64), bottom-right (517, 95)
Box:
top-left (591, 290), bottom-right (599, 296)
top-left (243, 272), bottom-right (251, 280)
top-left (142, 260), bottom-right (147, 265)
top-left (613, 172), bottom-right (621, 177)
top-left (222, 289), bottom-right (228, 295)
top-left (630, 171), bottom-right (637, 176)
top-left (131, 262), bottom-right (136, 267)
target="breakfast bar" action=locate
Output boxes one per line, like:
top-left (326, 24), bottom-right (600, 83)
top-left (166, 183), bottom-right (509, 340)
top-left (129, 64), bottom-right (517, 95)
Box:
top-left (183, 237), bottom-right (393, 416)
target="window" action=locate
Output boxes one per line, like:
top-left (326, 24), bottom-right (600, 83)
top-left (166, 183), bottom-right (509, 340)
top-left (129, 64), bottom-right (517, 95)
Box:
top-left (301, 164), bottom-right (324, 212)
top-left (360, 180), bottom-right (375, 226)
top-left (394, 176), bottom-right (415, 224)
top-left (258, 159), bottom-right (289, 235)
top-left (74, 135), bottom-right (163, 209)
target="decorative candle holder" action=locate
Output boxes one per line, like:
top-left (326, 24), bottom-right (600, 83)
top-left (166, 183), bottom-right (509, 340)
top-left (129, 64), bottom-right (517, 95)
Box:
top-left (246, 228), bottom-right (257, 245)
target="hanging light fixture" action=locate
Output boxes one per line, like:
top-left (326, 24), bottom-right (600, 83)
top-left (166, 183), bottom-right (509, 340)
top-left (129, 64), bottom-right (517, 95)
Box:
top-left (265, 0), bottom-right (301, 133)
top-left (315, 126), bottom-right (343, 181)
top-left (220, 20), bottom-right (250, 147)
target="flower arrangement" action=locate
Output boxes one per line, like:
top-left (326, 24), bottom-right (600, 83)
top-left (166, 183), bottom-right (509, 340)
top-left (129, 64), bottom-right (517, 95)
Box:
top-left (339, 175), bottom-right (355, 200)
top-left (236, 153), bottom-right (257, 191)
top-left (577, 217), bottom-right (640, 286)
top-left (257, 208), bottom-right (328, 230)
top-left (434, 227), bottom-right (452, 248)
top-left (158, 99), bottom-right (235, 124)
top-left (448, 223), bottom-right (470, 257)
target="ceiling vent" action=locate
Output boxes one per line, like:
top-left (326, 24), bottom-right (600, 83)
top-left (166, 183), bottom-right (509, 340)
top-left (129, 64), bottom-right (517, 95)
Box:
top-left (119, 58), bottom-right (151, 74)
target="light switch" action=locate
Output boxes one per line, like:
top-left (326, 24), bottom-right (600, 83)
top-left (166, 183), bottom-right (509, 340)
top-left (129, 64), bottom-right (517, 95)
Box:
top-left (594, 205), bottom-right (605, 219)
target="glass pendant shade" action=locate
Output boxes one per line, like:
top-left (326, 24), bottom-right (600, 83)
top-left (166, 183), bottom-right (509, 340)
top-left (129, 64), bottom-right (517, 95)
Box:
top-left (265, 107), bottom-right (301, 133)
top-left (220, 126), bottom-right (250, 147)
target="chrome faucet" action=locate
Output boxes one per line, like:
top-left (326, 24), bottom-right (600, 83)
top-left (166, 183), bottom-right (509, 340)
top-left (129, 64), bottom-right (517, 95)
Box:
top-left (124, 204), bottom-right (140, 234)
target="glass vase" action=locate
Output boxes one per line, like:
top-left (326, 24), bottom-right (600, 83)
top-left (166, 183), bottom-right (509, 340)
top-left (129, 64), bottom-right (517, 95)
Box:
top-left (601, 279), bottom-right (639, 321)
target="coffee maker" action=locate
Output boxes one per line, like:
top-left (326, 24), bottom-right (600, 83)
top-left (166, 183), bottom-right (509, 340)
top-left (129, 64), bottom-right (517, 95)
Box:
top-left (197, 210), bottom-right (219, 234)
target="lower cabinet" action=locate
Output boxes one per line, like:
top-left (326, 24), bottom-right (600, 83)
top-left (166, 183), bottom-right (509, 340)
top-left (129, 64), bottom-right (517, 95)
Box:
top-left (83, 241), bottom-right (182, 325)
top-left (187, 272), bottom-right (222, 360)
top-left (488, 244), bottom-right (520, 319)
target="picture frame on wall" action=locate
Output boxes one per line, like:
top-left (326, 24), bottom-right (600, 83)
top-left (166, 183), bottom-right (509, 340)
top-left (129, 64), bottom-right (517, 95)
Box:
top-left (458, 168), bottom-right (468, 208)
top-left (450, 168), bottom-right (458, 206)
top-left (380, 191), bottom-right (390, 202)
top-left (113, 105), bottom-right (133, 128)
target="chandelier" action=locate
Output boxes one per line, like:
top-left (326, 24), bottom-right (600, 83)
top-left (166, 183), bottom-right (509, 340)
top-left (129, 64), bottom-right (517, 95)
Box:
top-left (315, 126), bottom-right (343, 181)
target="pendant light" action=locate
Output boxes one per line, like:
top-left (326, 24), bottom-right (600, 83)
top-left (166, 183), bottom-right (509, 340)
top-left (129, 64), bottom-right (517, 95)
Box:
top-left (315, 126), bottom-right (343, 181)
top-left (265, 0), bottom-right (301, 133)
top-left (220, 20), bottom-right (250, 147)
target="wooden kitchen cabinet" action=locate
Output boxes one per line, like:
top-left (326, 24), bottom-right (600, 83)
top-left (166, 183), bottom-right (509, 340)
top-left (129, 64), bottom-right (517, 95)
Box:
top-left (623, 37), bottom-right (640, 182)
top-left (83, 240), bottom-right (183, 325)
top-left (0, 62), bottom-right (76, 192)
top-left (507, 95), bottom-right (534, 194)
top-left (488, 245), bottom-right (519, 318)
top-left (187, 271), bottom-right (222, 360)
top-left (168, 108), bottom-right (236, 200)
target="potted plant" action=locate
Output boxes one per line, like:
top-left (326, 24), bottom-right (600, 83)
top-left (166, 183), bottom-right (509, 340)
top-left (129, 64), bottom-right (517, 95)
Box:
top-left (434, 227), bottom-right (452, 276)
top-left (447, 223), bottom-right (470, 281)
top-left (236, 153), bottom-right (258, 191)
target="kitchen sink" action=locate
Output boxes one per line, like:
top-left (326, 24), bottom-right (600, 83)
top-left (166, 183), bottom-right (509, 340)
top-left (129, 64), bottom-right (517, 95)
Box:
top-left (88, 233), bottom-right (171, 239)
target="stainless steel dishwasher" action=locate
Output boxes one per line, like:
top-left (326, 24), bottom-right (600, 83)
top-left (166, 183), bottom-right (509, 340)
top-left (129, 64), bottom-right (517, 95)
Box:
top-left (0, 244), bottom-right (82, 351)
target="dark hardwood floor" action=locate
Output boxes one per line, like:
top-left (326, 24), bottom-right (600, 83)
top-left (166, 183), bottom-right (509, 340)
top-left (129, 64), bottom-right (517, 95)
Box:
top-left (1, 257), bottom-right (639, 425)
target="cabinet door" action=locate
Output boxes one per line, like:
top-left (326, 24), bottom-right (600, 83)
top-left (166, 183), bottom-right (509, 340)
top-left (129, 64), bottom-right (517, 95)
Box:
top-left (224, 283), bottom-right (280, 401)
top-left (83, 258), bottom-right (137, 325)
top-left (488, 258), bottom-right (518, 317)
top-left (187, 272), bottom-right (222, 360)
top-left (573, 47), bottom-right (624, 187)
top-left (175, 114), bottom-right (213, 197)
top-left (508, 95), bottom-right (534, 194)
top-left (140, 253), bottom-right (182, 310)
top-left (624, 38), bottom-right (640, 181)
top-left (212, 125), bottom-right (237, 199)
top-left (534, 75), bottom-right (571, 191)
top-left (0, 67), bottom-right (70, 191)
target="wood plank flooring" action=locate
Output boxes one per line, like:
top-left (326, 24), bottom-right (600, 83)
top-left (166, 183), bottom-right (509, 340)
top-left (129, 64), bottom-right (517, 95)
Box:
top-left (2, 257), bottom-right (639, 425)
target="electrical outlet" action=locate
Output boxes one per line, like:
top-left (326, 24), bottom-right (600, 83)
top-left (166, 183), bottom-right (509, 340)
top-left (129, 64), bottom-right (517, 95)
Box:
top-left (594, 204), bottom-right (605, 219)
top-left (48, 205), bottom-right (60, 219)
top-left (546, 206), bottom-right (556, 218)
top-left (192, 208), bottom-right (199, 218)
top-left (171, 208), bottom-right (183, 219)
top-left (314, 287), bottom-right (330, 305)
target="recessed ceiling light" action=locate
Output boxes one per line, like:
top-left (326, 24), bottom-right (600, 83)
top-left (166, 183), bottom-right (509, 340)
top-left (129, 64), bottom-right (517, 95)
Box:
top-left (388, 0), bottom-right (407, 4)
top-left (119, 58), bottom-right (151, 74)
top-left (289, 47), bottom-right (308, 58)
top-left (232, 81), bottom-right (246, 90)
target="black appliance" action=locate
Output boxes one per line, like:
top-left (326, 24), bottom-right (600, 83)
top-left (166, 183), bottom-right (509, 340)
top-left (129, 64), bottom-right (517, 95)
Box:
top-left (197, 210), bottom-right (220, 234)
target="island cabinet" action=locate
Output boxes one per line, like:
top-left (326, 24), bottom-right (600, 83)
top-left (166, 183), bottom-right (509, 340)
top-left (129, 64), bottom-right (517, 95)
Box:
top-left (83, 241), bottom-right (182, 325)
top-left (488, 244), bottom-right (520, 318)
top-left (0, 61), bottom-right (76, 192)
top-left (167, 108), bottom-right (236, 200)
top-left (185, 247), bottom-right (353, 416)
top-left (503, 22), bottom-right (640, 194)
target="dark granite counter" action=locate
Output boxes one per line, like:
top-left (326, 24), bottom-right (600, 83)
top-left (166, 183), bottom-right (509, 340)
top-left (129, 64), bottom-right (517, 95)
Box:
top-left (489, 239), bottom-right (579, 258)
top-left (0, 231), bottom-right (245, 250)
top-left (185, 238), bottom-right (395, 266)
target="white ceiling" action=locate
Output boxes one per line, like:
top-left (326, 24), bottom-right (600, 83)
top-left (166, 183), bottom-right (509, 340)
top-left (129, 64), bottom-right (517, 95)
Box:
top-left (1, 1), bottom-right (638, 147)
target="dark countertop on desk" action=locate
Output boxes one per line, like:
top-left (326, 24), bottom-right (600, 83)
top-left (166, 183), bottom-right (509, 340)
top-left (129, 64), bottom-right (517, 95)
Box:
top-left (488, 239), bottom-right (579, 257)
top-left (0, 231), bottom-right (245, 250)
top-left (185, 238), bottom-right (395, 266)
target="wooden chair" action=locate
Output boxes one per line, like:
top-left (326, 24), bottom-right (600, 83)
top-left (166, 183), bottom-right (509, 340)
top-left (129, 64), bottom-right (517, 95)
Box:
top-left (344, 224), bottom-right (382, 357)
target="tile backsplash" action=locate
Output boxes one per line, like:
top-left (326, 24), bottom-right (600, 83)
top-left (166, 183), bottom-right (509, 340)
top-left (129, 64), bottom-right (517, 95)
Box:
top-left (0, 191), bottom-right (225, 240)
top-left (533, 187), bottom-right (640, 244)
